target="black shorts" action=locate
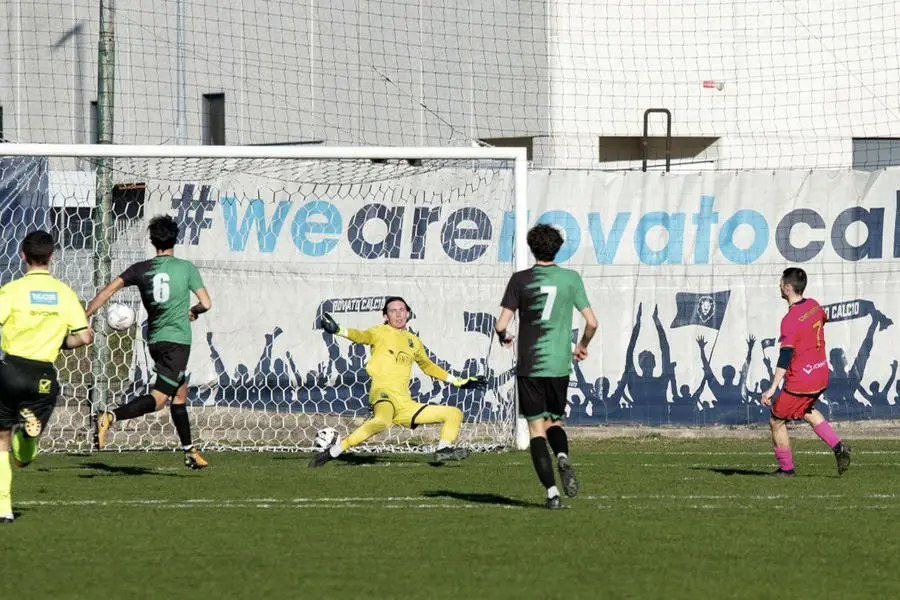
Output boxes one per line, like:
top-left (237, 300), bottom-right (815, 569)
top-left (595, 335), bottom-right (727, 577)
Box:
top-left (517, 376), bottom-right (569, 421)
top-left (0, 355), bottom-right (60, 431)
top-left (149, 342), bottom-right (191, 397)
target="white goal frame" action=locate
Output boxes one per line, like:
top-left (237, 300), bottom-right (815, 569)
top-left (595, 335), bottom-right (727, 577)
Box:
top-left (0, 143), bottom-right (530, 451)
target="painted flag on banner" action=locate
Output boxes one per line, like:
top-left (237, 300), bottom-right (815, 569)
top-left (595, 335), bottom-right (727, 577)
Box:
top-left (761, 337), bottom-right (777, 350)
top-left (821, 299), bottom-right (892, 330)
top-left (313, 296), bottom-right (391, 328)
top-left (671, 291), bottom-right (731, 330)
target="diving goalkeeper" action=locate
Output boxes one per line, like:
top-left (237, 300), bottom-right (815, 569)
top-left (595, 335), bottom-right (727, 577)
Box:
top-left (308, 296), bottom-right (485, 467)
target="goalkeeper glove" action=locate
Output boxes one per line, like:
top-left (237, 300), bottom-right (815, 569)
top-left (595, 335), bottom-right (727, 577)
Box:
top-left (450, 375), bottom-right (487, 390)
top-left (320, 312), bottom-right (345, 336)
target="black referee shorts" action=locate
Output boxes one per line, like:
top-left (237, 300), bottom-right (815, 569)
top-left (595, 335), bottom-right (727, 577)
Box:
top-left (0, 355), bottom-right (60, 431)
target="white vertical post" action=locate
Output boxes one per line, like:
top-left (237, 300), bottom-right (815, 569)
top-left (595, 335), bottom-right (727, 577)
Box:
top-left (513, 150), bottom-right (530, 450)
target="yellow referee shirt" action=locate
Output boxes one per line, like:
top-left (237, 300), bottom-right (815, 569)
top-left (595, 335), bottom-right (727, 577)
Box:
top-left (345, 324), bottom-right (450, 398)
top-left (0, 269), bottom-right (89, 363)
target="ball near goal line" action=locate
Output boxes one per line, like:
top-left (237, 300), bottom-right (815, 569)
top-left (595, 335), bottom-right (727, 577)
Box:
top-left (107, 303), bottom-right (136, 331)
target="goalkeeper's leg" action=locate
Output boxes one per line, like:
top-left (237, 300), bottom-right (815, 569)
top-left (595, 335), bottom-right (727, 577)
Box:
top-left (309, 401), bottom-right (393, 468)
top-left (408, 405), bottom-right (469, 462)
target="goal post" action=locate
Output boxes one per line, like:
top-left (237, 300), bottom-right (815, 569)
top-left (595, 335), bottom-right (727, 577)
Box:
top-left (0, 143), bottom-right (529, 452)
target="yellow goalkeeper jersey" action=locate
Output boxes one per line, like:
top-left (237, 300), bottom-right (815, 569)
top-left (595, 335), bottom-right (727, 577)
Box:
top-left (345, 324), bottom-right (449, 398)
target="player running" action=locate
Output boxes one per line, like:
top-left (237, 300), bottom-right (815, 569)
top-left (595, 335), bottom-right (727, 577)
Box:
top-left (87, 215), bottom-right (212, 469)
top-left (761, 267), bottom-right (851, 476)
top-left (0, 231), bottom-right (94, 523)
top-left (494, 224), bottom-right (597, 509)
top-left (308, 296), bottom-right (485, 467)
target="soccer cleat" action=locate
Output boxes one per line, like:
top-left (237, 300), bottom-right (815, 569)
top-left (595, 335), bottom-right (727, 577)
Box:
top-left (0, 514), bottom-right (13, 524)
top-left (770, 468), bottom-right (796, 477)
top-left (96, 411), bottom-right (114, 450)
top-left (557, 456), bottom-right (580, 498)
top-left (834, 443), bottom-right (852, 475)
top-left (544, 495), bottom-right (563, 510)
top-left (184, 448), bottom-right (209, 470)
top-left (11, 429), bottom-right (38, 468)
top-left (308, 449), bottom-right (335, 468)
top-left (433, 446), bottom-right (471, 463)
top-left (19, 408), bottom-right (42, 438)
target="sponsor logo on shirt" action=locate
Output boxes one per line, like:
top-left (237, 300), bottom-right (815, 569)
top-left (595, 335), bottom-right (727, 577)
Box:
top-left (802, 359), bottom-right (828, 375)
top-left (30, 291), bottom-right (58, 305)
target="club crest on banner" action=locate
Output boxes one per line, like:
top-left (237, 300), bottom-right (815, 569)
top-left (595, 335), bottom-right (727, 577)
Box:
top-left (696, 296), bottom-right (715, 323)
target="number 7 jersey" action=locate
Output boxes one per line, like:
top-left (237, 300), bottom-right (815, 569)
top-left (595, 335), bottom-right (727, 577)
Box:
top-left (120, 255), bottom-right (205, 345)
top-left (500, 264), bottom-right (590, 378)
top-left (779, 297), bottom-right (829, 395)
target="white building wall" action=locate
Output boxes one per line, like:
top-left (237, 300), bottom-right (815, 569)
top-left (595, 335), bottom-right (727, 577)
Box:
top-left (1, 1), bottom-right (898, 170)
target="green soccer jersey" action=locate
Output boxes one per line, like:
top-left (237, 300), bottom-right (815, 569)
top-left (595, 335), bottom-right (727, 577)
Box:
top-left (120, 256), bottom-right (205, 345)
top-left (500, 264), bottom-right (590, 377)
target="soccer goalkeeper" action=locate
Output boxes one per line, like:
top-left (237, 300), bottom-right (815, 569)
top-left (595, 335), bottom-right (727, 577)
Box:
top-left (308, 296), bottom-right (484, 467)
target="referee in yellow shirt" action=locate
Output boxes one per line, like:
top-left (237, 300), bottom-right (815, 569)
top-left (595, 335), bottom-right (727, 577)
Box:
top-left (0, 231), bottom-right (93, 523)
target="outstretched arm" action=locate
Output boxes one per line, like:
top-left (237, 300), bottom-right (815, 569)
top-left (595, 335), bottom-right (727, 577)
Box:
top-left (667, 361), bottom-right (679, 398)
top-left (610, 378), bottom-right (628, 404)
top-left (851, 316), bottom-right (880, 381)
top-left (653, 305), bottom-right (673, 374)
top-left (739, 336), bottom-right (756, 390)
top-left (254, 327), bottom-right (282, 379)
top-left (207, 332), bottom-right (229, 384)
top-left (85, 277), bottom-right (125, 317)
top-left (285, 351), bottom-right (303, 384)
top-left (857, 383), bottom-right (873, 402)
top-left (762, 355), bottom-right (774, 381)
top-left (697, 336), bottom-right (715, 380)
top-left (321, 313), bottom-right (377, 345)
top-left (885, 360), bottom-right (899, 393)
top-left (691, 376), bottom-right (708, 402)
top-left (625, 303), bottom-right (643, 373)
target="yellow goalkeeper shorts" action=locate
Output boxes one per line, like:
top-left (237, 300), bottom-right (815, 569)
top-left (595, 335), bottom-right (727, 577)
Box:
top-left (369, 389), bottom-right (429, 429)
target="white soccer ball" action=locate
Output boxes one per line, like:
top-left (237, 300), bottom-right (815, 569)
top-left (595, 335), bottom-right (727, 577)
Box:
top-left (314, 427), bottom-right (339, 451)
top-left (107, 303), bottom-right (135, 331)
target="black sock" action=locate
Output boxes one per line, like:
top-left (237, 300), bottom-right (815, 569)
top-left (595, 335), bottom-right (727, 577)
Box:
top-left (546, 425), bottom-right (569, 459)
top-left (529, 437), bottom-right (556, 490)
top-left (169, 404), bottom-right (193, 448)
top-left (112, 395), bottom-right (157, 421)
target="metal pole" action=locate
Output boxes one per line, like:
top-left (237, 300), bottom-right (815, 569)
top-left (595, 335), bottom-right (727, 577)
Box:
top-left (92, 0), bottom-right (115, 417)
top-left (176, 0), bottom-right (187, 144)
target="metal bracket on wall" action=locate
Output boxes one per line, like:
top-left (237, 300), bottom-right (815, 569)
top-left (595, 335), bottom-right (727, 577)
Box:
top-left (642, 108), bottom-right (672, 172)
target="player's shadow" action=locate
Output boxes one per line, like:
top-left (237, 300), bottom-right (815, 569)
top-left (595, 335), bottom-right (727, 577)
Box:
top-left (77, 462), bottom-right (181, 477)
top-left (698, 467), bottom-right (778, 477)
top-left (274, 454), bottom-right (420, 465)
top-left (422, 490), bottom-right (538, 508)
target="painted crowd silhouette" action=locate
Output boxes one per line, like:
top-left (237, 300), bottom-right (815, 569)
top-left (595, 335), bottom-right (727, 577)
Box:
top-left (123, 297), bottom-right (899, 426)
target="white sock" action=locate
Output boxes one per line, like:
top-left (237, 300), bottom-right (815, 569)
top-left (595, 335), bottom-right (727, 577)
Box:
top-left (183, 445), bottom-right (194, 452)
top-left (557, 452), bottom-right (568, 463)
top-left (547, 486), bottom-right (560, 499)
top-left (329, 444), bottom-right (343, 458)
top-left (436, 440), bottom-right (452, 451)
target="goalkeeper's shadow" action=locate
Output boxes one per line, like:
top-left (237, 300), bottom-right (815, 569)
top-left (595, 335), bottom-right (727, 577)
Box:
top-left (274, 453), bottom-right (425, 465)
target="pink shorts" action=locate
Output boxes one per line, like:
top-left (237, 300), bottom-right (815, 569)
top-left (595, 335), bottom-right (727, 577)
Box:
top-left (772, 389), bottom-right (820, 420)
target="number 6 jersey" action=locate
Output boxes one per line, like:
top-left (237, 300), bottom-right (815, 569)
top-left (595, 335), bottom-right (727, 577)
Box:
top-left (120, 256), bottom-right (205, 345)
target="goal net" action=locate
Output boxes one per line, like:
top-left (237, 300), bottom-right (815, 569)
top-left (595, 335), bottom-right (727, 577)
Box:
top-left (0, 145), bottom-right (527, 452)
